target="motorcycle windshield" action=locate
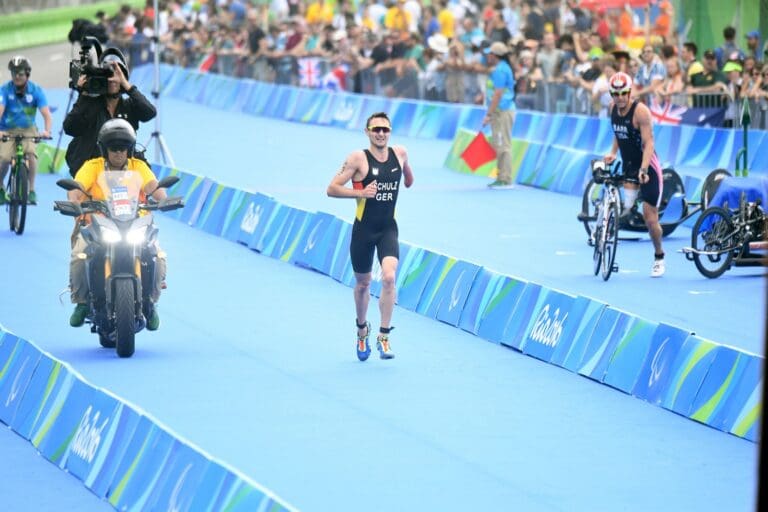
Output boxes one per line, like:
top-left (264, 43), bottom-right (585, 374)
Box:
top-left (98, 170), bottom-right (143, 221)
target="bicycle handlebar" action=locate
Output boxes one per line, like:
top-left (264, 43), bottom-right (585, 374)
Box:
top-left (1, 135), bottom-right (53, 144)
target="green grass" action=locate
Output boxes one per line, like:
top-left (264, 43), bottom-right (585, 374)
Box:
top-left (0, 0), bottom-right (143, 51)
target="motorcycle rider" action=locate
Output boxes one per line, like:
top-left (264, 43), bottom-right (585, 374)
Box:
top-left (68, 118), bottom-right (167, 329)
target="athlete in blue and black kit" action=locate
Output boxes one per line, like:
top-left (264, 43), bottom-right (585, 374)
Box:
top-left (605, 72), bottom-right (666, 277)
top-left (327, 112), bottom-right (414, 361)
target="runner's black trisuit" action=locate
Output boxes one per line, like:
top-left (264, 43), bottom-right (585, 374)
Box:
top-left (350, 148), bottom-right (402, 273)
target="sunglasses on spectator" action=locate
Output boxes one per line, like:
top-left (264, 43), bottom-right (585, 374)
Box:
top-left (610, 91), bottom-right (630, 97)
top-left (368, 126), bottom-right (391, 133)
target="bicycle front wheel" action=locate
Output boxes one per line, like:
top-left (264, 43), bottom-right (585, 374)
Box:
top-left (601, 200), bottom-right (620, 281)
top-left (9, 162), bottom-right (28, 235)
top-left (691, 206), bottom-right (735, 278)
top-left (581, 179), bottom-right (601, 239)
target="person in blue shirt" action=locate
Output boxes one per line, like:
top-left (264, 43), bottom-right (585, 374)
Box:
top-left (0, 56), bottom-right (52, 205)
top-left (482, 41), bottom-right (516, 188)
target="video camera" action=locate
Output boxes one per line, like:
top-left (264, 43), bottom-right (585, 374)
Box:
top-left (68, 36), bottom-right (113, 96)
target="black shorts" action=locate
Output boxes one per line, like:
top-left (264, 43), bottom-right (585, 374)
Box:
top-left (350, 219), bottom-right (399, 274)
top-left (626, 165), bottom-right (663, 208)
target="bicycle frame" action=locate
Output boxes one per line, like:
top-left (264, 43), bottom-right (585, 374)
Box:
top-left (1, 133), bottom-right (51, 235)
top-left (590, 161), bottom-right (623, 281)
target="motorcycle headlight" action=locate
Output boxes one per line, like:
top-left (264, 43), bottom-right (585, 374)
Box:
top-left (126, 225), bottom-right (148, 245)
top-left (101, 227), bottom-right (121, 244)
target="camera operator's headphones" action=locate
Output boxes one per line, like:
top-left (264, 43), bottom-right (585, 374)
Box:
top-left (100, 48), bottom-right (129, 80)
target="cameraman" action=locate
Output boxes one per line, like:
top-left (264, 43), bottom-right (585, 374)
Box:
top-left (0, 56), bottom-right (53, 205)
top-left (63, 49), bottom-right (156, 177)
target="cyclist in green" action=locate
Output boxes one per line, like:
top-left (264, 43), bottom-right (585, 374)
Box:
top-left (0, 56), bottom-right (52, 205)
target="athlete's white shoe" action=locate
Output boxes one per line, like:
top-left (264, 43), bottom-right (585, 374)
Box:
top-left (651, 259), bottom-right (666, 277)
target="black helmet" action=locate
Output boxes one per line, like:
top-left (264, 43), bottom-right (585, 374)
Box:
top-left (97, 119), bottom-right (136, 156)
top-left (100, 47), bottom-right (129, 79)
top-left (8, 55), bottom-right (31, 75)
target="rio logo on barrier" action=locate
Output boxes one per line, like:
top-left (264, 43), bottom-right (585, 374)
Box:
top-left (528, 304), bottom-right (568, 347)
top-left (71, 405), bottom-right (110, 464)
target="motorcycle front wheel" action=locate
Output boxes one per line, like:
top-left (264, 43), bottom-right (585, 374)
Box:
top-left (114, 280), bottom-right (136, 357)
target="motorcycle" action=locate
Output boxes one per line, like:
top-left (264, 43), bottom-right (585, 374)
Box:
top-left (55, 172), bottom-right (183, 357)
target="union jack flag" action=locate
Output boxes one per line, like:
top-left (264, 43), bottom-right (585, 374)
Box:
top-left (649, 97), bottom-right (687, 125)
top-left (299, 58), bottom-right (321, 88)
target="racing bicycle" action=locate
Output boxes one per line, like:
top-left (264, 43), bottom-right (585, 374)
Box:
top-left (588, 159), bottom-right (627, 281)
top-left (1, 133), bottom-right (51, 235)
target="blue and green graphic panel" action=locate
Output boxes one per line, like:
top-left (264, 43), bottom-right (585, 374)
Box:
top-left (85, 404), bottom-right (143, 498)
top-left (498, 282), bottom-right (543, 350)
top-left (244, 197), bottom-right (281, 252)
top-left (200, 74), bottom-right (239, 111)
top-left (396, 249), bottom-right (448, 312)
top-left (187, 462), bottom-right (238, 511)
top-left (0, 334), bottom-right (41, 425)
top-left (689, 348), bottom-right (761, 434)
top-left (196, 183), bottom-right (238, 236)
top-left (576, 308), bottom-right (637, 381)
top-left (433, 261), bottom-right (483, 327)
top-left (659, 335), bottom-right (719, 416)
top-left (10, 357), bottom-right (71, 440)
top-left (416, 258), bottom-right (481, 322)
top-left (241, 82), bottom-right (277, 116)
top-left (602, 317), bottom-right (658, 394)
top-left (352, 96), bottom-right (392, 131)
top-left (293, 212), bottom-right (341, 272)
top-left (261, 86), bottom-right (298, 120)
top-left (171, 70), bottom-right (209, 103)
top-left (107, 422), bottom-right (175, 510)
top-left (549, 296), bottom-right (602, 369)
top-left (262, 207), bottom-right (313, 263)
top-left (531, 145), bottom-right (567, 190)
top-left (408, 103), bottom-right (460, 140)
top-left (515, 288), bottom-right (581, 363)
top-left (389, 100), bottom-right (417, 137)
top-left (514, 142), bottom-right (546, 186)
top-left (288, 88), bottom-right (325, 123)
top-left (235, 192), bottom-right (276, 247)
top-left (35, 377), bottom-right (97, 465)
top-left (328, 221), bottom-right (353, 284)
top-left (728, 362), bottom-right (762, 442)
top-left (210, 478), bottom-right (272, 512)
top-left (474, 276), bottom-right (531, 345)
top-left (631, 323), bottom-right (691, 405)
top-left (560, 305), bottom-right (619, 374)
top-left (321, 94), bottom-right (362, 129)
top-left (142, 440), bottom-right (213, 512)
top-left (222, 190), bottom-right (259, 242)
top-left (62, 391), bottom-right (124, 485)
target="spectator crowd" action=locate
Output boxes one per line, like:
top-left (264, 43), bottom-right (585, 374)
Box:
top-left (93, 0), bottom-right (768, 128)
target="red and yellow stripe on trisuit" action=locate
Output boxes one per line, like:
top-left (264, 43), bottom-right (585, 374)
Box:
top-left (353, 181), bottom-right (366, 222)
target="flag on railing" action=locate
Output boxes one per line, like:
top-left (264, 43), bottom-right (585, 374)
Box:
top-left (322, 64), bottom-right (348, 92)
top-left (198, 52), bottom-right (216, 73)
top-left (460, 132), bottom-right (496, 172)
top-left (299, 57), bottom-right (321, 88)
top-left (649, 97), bottom-right (726, 127)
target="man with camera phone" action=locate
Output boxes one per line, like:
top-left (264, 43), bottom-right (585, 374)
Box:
top-left (64, 46), bottom-right (156, 177)
top-left (0, 56), bottom-right (52, 205)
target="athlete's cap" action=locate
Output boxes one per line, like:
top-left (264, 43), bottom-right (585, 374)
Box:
top-left (703, 49), bottom-right (716, 59)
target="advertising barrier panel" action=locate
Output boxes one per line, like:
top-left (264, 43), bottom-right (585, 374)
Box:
top-left (631, 323), bottom-right (691, 405)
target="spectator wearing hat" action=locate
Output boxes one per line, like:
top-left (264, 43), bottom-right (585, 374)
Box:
top-left (423, 33), bottom-right (448, 101)
top-left (745, 30), bottom-right (761, 60)
top-left (687, 49), bottom-right (728, 108)
top-left (482, 41), bottom-right (516, 188)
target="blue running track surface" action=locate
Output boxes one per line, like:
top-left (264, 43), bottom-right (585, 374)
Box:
top-left (0, 90), bottom-right (761, 511)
